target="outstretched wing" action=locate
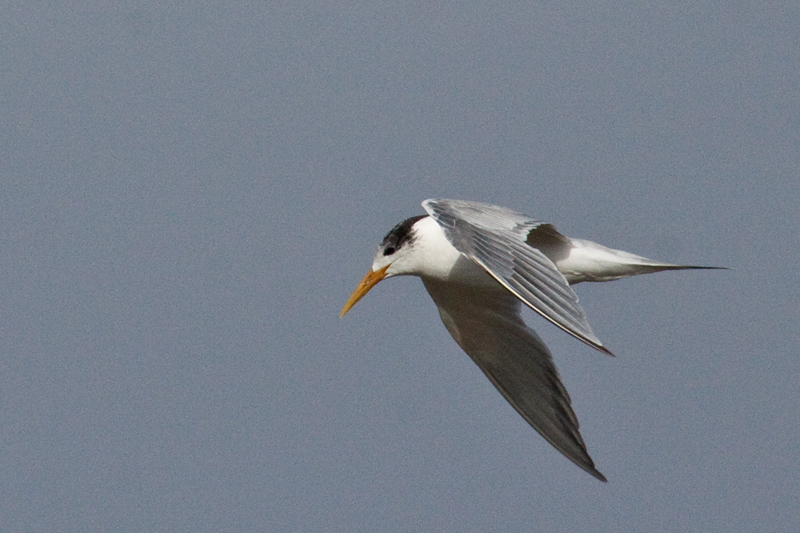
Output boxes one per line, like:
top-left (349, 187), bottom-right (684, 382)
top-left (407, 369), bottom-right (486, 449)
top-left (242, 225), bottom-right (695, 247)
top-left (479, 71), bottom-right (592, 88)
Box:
top-left (422, 278), bottom-right (606, 481)
top-left (422, 198), bottom-right (609, 354)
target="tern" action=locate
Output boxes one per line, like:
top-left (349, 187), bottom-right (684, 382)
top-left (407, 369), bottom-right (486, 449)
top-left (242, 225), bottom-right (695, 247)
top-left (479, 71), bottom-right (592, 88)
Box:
top-left (341, 199), bottom-right (722, 481)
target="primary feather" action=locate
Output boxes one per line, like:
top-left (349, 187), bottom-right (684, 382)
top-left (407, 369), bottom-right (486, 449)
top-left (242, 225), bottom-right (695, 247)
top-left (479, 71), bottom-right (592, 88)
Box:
top-left (342, 198), bottom-right (725, 481)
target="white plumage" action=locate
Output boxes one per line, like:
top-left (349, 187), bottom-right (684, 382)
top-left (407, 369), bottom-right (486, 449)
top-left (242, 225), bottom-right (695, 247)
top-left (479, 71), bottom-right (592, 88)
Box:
top-left (342, 199), bottom-right (723, 481)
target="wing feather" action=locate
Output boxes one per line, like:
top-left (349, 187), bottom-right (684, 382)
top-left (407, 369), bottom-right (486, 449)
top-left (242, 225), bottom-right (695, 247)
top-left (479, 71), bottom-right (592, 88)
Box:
top-left (422, 279), bottom-right (606, 481)
top-left (423, 198), bottom-right (609, 354)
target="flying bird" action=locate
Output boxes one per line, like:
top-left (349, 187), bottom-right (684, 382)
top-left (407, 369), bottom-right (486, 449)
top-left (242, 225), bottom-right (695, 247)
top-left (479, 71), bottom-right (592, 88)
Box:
top-left (341, 199), bottom-right (722, 481)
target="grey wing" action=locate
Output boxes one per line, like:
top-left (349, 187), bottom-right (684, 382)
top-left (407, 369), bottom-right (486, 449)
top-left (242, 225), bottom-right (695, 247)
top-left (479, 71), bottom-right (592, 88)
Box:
top-left (422, 279), bottom-right (607, 481)
top-left (423, 199), bottom-right (609, 354)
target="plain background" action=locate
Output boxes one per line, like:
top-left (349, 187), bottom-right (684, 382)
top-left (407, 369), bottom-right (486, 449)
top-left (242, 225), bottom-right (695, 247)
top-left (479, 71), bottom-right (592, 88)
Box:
top-left (2, 2), bottom-right (798, 531)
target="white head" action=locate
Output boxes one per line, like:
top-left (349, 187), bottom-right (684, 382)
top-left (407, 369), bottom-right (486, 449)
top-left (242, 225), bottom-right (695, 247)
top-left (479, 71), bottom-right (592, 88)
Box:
top-left (340, 215), bottom-right (427, 317)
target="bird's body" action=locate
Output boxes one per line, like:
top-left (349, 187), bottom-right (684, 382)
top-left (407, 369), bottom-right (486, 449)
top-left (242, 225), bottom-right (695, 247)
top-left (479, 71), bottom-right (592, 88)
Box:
top-left (342, 199), bottom-right (722, 481)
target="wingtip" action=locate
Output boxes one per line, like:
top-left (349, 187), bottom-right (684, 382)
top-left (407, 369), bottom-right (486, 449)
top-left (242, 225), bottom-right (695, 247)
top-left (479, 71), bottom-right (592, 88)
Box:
top-left (576, 459), bottom-right (608, 481)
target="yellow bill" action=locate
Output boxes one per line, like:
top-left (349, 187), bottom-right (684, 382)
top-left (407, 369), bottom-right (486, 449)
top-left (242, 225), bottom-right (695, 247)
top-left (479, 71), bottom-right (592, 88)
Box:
top-left (340, 264), bottom-right (391, 317)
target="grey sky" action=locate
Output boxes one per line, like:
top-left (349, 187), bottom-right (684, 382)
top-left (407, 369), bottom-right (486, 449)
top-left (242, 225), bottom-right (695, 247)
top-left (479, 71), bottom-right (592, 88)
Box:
top-left (1, 2), bottom-right (798, 531)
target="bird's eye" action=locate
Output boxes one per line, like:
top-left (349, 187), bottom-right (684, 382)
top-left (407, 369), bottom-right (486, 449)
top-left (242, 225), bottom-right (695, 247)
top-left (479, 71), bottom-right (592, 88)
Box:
top-left (383, 246), bottom-right (396, 256)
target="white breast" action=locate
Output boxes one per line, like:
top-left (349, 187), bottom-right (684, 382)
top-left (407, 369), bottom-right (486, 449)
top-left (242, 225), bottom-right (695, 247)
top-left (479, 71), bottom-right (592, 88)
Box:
top-left (409, 217), bottom-right (499, 288)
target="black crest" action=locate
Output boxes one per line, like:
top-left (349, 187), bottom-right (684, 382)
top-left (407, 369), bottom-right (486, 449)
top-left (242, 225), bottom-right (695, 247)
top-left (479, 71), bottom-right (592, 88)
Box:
top-left (380, 215), bottom-right (426, 256)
